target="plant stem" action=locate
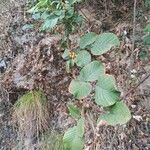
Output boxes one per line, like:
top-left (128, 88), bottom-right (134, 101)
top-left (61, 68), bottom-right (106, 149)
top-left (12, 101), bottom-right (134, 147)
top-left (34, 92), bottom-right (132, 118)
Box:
top-left (129, 0), bottom-right (137, 70)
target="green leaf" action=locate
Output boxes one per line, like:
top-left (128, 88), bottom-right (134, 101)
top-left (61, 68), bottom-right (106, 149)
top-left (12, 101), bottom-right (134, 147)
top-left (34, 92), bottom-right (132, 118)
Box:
top-left (62, 49), bottom-right (70, 60)
top-left (97, 101), bottom-right (131, 126)
top-left (144, 24), bottom-right (150, 32)
top-left (28, 0), bottom-right (48, 13)
top-left (78, 61), bottom-right (105, 82)
top-left (32, 13), bottom-right (41, 20)
top-left (68, 0), bottom-right (82, 5)
top-left (145, 0), bottom-right (150, 7)
top-left (75, 50), bottom-right (91, 67)
top-left (91, 33), bottom-right (120, 55)
top-left (139, 50), bottom-right (150, 59)
top-left (65, 7), bottom-right (75, 18)
top-left (80, 32), bottom-right (97, 49)
top-left (41, 16), bottom-right (58, 30)
top-left (28, 6), bottom-right (39, 13)
top-left (67, 103), bottom-right (81, 119)
top-left (76, 118), bottom-right (84, 137)
top-left (144, 34), bottom-right (150, 45)
top-left (95, 74), bottom-right (120, 107)
top-left (22, 24), bottom-right (33, 31)
top-left (63, 118), bottom-right (84, 150)
top-left (63, 127), bottom-right (77, 150)
top-left (41, 12), bottom-right (50, 20)
top-left (69, 80), bottom-right (92, 99)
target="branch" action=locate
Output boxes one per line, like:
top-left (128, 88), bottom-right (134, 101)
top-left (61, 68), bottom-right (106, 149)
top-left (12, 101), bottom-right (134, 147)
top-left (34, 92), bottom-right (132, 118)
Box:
top-left (123, 73), bottom-right (150, 99)
top-left (129, 0), bottom-right (137, 70)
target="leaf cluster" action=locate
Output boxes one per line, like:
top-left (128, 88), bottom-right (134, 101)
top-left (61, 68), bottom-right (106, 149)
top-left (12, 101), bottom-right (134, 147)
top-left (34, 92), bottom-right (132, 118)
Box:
top-left (140, 24), bottom-right (150, 59)
top-left (28, 0), bottom-right (83, 34)
top-left (63, 32), bottom-right (131, 150)
top-left (66, 32), bottom-right (131, 126)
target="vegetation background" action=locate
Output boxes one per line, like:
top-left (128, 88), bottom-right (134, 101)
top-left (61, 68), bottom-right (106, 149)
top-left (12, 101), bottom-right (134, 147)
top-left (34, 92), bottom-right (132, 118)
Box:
top-left (0, 0), bottom-right (149, 150)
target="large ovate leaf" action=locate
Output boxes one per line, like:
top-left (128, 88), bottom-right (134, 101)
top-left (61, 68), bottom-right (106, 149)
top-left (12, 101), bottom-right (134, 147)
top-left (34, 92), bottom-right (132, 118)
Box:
top-left (95, 75), bottom-right (120, 107)
top-left (80, 32), bottom-right (97, 49)
top-left (145, 0), bottom-right (150, 7)
top-left (75, 50), bottom-right (91, 67)
top-left (64, 127), bottom-right (80, 150)
top-left (144, 24), bottom-right (150, 32)
top-left (22, 24), bottom-right (33, 31)
top-left (144, 34), bottom-right (150, 45)
top-left (139, 50), bottom-right (150, 59)
top-left (67, 103), bottom-right (81, 119)
top-left (41, 12), bottom-right (50, 20)
top-left (78, 61), bottom-right (105, 82)
top-left (32, 13), bottom-right (41, 20)
top-left (41, 16), bottom-right (58, 30)
top-left (28, 0), bottom-right (48, 13)
top-left (63, 118), bottom-right (84, 150)
top-left (97, 101), bottom-right (131, 126)
top-left (91, 33), bottom-right (120, 55)
top-left (69, 80), bottom-right (92, 99)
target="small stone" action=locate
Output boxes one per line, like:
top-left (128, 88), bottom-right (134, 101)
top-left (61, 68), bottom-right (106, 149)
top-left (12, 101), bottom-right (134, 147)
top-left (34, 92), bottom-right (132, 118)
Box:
top-left (0, 113), bottom-right (4, 118)
top-left (133, 115), bottom-right (143, 121)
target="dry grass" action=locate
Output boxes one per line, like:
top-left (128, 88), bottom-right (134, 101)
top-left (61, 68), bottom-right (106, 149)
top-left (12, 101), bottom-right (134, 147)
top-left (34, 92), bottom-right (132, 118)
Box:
top-left (13, 90), bottom-right (50, 149)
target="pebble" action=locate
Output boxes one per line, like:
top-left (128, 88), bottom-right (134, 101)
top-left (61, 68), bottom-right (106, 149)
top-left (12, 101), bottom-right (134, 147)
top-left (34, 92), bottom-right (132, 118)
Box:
top-left (0, 59), bottom-right (7, 73)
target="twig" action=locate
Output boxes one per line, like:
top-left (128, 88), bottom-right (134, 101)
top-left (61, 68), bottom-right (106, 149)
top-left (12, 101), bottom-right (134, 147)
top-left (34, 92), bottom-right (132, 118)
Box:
top-left (137, 94), bottom-right (150, 97)
top-left (132, 0), bottom-right (137, 51)
top-left (129, 0), bottom-right (137, 70)
top-left (86, 112), bottom-right (95, 134)
top-left (86, 112), bottom-right (97, 150)
top-left (78, 8), bottom-right (90, 22)
top-left (123, 73), bottom-right (150, 99)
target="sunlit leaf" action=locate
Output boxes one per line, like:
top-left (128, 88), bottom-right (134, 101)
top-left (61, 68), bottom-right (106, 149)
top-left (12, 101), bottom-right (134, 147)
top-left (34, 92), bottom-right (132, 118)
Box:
top-left (41, 12), bottom-right (50, 20)
top-left (69, 80), bottom-right (92, 99)
top-left (78, 61), bottom-right (105, 82)
top-left (32, 13), bottom-right (41, 20)
top-left (22, 24), bottom-right (33, 31)
top-left (67, 103), bottom-right (81, 119)
top-left (75, 50), bottom-right (91, 67)
top-left (41, 16), bottom-right (58, 30)
top-left (91, 33), bottom-right (120, 55)
top-left (95, 74), bottom-right (120, 107)
top-left (63, 118), bottom-right (84, 150)
top-left (97, 101), bottom-right (131, 126)
top-left (80, 32), bottom-right (97, 49)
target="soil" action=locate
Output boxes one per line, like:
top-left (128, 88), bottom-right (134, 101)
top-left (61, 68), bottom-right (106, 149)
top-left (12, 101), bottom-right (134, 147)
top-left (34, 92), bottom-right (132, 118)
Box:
top-left (0, 0), bottom-right (150, 150)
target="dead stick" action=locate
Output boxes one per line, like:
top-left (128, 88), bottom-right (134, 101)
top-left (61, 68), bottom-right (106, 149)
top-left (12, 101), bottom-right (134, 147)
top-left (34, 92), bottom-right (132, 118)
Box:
top-left (123, 73), bottom-right (150, 99)
top-left (129, 0), bottom-right (137, 70)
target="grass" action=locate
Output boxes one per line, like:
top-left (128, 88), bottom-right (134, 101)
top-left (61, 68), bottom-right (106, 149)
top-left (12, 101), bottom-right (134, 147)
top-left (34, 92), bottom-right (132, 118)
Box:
top-left (13, 90), bottom-right (50, 149)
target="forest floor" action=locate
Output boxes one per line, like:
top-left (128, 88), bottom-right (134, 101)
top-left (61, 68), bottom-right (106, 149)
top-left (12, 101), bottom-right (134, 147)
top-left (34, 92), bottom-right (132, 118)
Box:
top-left (0, 0), bottom-right (150, 150)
